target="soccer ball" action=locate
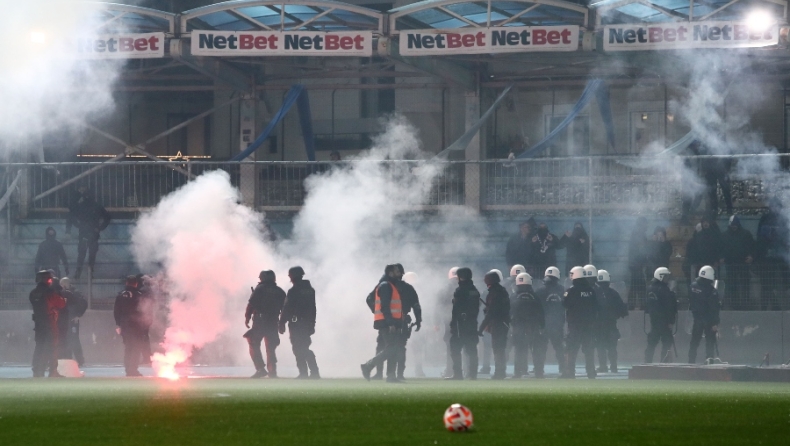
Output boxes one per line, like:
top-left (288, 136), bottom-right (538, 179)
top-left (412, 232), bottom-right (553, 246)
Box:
top-left (443, 404), bottom-right (473, 432)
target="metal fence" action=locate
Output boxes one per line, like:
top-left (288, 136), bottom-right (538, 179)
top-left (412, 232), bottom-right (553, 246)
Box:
top-left (8, 155), bottom-right (779, 213)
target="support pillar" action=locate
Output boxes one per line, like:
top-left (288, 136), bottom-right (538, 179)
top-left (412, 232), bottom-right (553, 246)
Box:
top-left (239, 97), bottom-right (257, 207)
top-left (464, 90), bottom-right (481, 211)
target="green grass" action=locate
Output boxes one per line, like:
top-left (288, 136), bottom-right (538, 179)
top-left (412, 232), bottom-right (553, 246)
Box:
top-left (0, 378), bottom-right (788, 445)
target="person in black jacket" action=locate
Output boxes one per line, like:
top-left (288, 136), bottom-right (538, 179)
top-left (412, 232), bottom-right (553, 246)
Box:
top-left (644, 267), bottom-right (678, 363)
top-left (647, 226), bottom-right (672, 277)
top-left (594, 270), bottom-right (628, 373)
top-left (66, 188), bottom-right (111, 280)
top-left (509, 272), bottom-right (545, 378)
top-left (35, 227), bottom-right (69, 279)
top-left (362, 265), bottom-right (404, 382)
top-left (536, 266), bottom-right (566, 375)
top-left (446, 267), bottom-right (481, 380)
top-left (561, 222), bottom-right (590, 274)
top-left (531, 223), bottom-right (563, 278)
top-left (394, 265), bottom-right (422, 380)
top-left (245, 270), bottom-right (286, 378)
top-left (478, 270), bottom-right (510, 380)
top-left (506, 220), bottom-right (535, 276)
top-left (59, 277), bottom-right (88, 366)
top-left (755, 201), bottom-right (790, 310)
top-left (114, 276), bottom-right (153, 377)
top-left (562, 266), bottom-right (598, 379)
top-left (688, 266), bottom-right (721, 363)
top-left (685, 215), bottom-right (722, 279)
top-left (30, 270), bottom-right (64, 377)
top-left (720, 215), bottom-right (755, 309)
top-left (279, 266), bottom-right (319, 379)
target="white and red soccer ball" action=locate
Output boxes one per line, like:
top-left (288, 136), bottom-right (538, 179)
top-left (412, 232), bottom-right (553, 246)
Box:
top-left (443, 403), bottom-right (473, 432)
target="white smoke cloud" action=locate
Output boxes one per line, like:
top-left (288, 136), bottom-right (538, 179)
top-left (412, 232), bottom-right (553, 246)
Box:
top-left (132, 115), bottom-right (489, 378)
top-left (0, 1), bottom-right (119, 156)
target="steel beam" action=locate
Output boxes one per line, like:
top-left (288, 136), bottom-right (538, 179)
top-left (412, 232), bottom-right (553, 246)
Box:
top-left (379, 37), bottom-right (476, 90)
top-left (170, 39), bottom-right (252, 94)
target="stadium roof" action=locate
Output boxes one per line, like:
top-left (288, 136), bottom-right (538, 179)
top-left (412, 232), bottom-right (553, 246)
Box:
top-left (593, 0), bottom-right (788, 25)
top-left (86, 2), bottom-right (175, 34)
top-left (180, 0), bottom-right (384, 33)
top-left (389, 0), bottom-right (589, 32)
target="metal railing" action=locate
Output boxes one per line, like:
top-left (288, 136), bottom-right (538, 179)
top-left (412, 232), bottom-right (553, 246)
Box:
top-left (8, 155), bottom-right (780, 213)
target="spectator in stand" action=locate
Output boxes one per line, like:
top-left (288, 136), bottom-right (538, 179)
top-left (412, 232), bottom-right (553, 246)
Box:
top-left (756, 198), bottom-right (790, 310)
top-left (66, 187), bottom-right (111, 280)
top-left (627, 217), bottom-right (649, 309)
top-left (561, 222), bottom-right (590, 275)
top-left (329, 151), bottom-right (341, 161)
top-left (34, 227), bottom-right (69, 279)
top-left (647, 226), bottom-right (672, 277)
top-left (720, 215), bottom-right (755, 310)
top-left (685, 214), bottom-right (722, 281)
top-left (530, 222), bottom-right (563, 279)
top-left (506, 218), bottom-right (536, 275)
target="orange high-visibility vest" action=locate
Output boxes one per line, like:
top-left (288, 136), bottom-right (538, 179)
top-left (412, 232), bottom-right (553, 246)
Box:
top-left (374, 282), bottom-right (402, 321)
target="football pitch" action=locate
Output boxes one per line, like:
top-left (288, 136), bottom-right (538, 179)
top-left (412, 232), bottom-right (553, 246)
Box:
top-left (0, 378), bottom-right (787, 445)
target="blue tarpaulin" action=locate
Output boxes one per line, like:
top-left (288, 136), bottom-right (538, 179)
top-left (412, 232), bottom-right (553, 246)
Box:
top-left (231, 85), bottom-right (315, 161)
top-left (517, 79), bottom-right (606, 159)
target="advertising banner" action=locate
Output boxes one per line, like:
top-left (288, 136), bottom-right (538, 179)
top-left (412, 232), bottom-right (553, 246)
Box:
top-left (192, 31), bottom-right (373, 56)
top-left (604, 22), bottom-right (779, 51)
top-left (75, 32), bottom-right (165, 59)
top-left (399, 26), bottom-right (579, 55)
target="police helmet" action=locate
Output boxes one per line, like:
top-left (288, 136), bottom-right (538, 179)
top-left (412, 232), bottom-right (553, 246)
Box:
top-left (60, 277), bottom-right (71, 290)
top-left (403, 272), bottom-right (418, 285)
top-left (485, 270), bottom-right (502, 284)
top-left (288, 266), bottom-right (305, 278)
top-left (456, 267), bottom-right (472, 280)
top-left (597, 270), bottom-right (611, 283)
top-left (583, 264), bottom-right (597, 279)
top-left (516, 272), bottom-right (532, 286)
top-left (653, 267), bottom-right (671, 281)
top-left (569, 266), bottom-right (585, 280)
top-left (488, 269), bottom-right (504, 282)
top-left (544, 266), bottom-right (560, 280)
top-left (260, 270), bottom-right (276, 282)
top-left (35, 270), bottom-right (53, 284)
top-left (698, 265), bottom-right (715, 281)
top-left (509, 264), bottom-right (526, 277)
top-left (448, 267), bottom-right (460, 280)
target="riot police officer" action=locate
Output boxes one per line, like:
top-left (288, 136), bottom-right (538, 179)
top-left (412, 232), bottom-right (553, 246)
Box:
top-left (60, 277), bottom-right (88, 367)
top-left (394, 265), bottom-right (422, 380)
top-left (537, 266), bottom-right (565, 375)
top-left (447, 267), bottom-right (480, 380)
top-left (688, 266), bottom-right (721, 364)
top-left (30, 270), bottom-right (65, 377)
top-left (595, 270), bottom-right (628, 372)
top-left (478, 270), bottom-right (510, 380)
top-left (562, 266), bottom-right (598, 379)
top-left (510, 272), bottom-right (546, 378)
top-left (245, 270), bottom-right (286, 378)
top-left (644, 267), bottom-right (678, 363)
top-left (279, 266), bottom-right (319, 379)
top-left (114, 275), bottom-right (153, 377)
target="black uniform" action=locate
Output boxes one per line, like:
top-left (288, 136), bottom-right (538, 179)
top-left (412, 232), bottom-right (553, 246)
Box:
top-left (478, 282), bottom-right (510, 379)
top-left (34, 227), bottom-right (69, 278)
top-left (244, 277), bottom-right (286, 377)
top-left (66, 192), bottom-right (111, 279)
top-left (644, 279), bottom-right (678, 363)
top-left (510, 285), bottom-right (546, 378)
top-left (536, 278), bottom-right (566, 373)
top-left (363, 276), bottom-right (402, 380)
top-left (61, 287), bottom-right (88, 366)
top-left (449, 280), bottom-right (481, 379)
top-left (688, 278), bottom-right (721, 363)
top-left (280, 278), bottom-right (319, 378)
top-left (30, 281), bottom-right (64, 377)
top-left (595, 283), bottom-right (628, 372)
top-left (563, 278), bottom-right (598, 378)
top-left (395, 280), bottom-right (422, 379)
top-left (531, 228), bottom-right (562, 279)
top-left (114, 285), bottom-right (153, 376)
top-left (720, 218), bottom-right (755, 309)
top-left (560, 223), bottom-right (590, 274)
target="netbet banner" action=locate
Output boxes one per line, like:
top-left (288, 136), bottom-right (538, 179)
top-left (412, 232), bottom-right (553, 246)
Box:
top-left (192, 31), bottom-right (373, 56)
top-left (399, 26), bottom-right (579, 55)
top-left (75, 33), bottom-right (165, 59)
top-left (604, 21), bottom-right (779, 51)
